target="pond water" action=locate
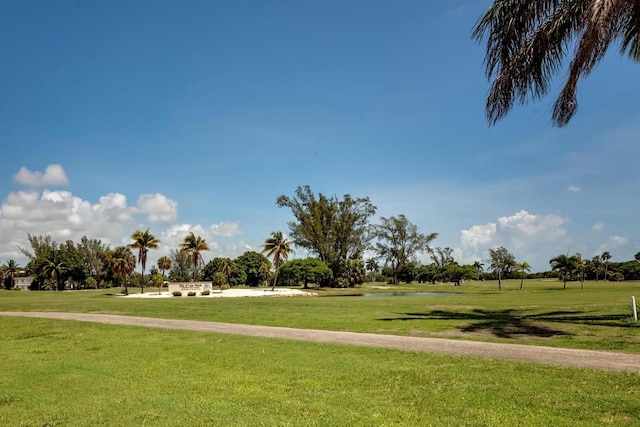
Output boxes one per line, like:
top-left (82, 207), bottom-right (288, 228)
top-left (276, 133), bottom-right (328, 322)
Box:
top-left (361, 292), bottom-right (457, 297)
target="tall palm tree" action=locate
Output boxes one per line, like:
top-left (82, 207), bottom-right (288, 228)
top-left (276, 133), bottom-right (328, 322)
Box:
top-left (109, 247), bottom-right (136, 296)
top-left (4, 260), bottom-right (20, 289)
top-left (516, 261), bottom-right (532, 290)
top-left (128, 229), bottom-right (160, 294)
top-left (262, 231), bottom-right (294, 291)
top-left (472, 261), bottom-right (484, 281)
top-left (157, 256), bottom-right (172, 279)
top-left (575, 253), bottom-right (586, 290)
top-left (473, 1), bottom-right (640, 127)
top-left (601, 251), bottom-right (612, 281)
top-left (179, 232), bottom-right (209, 281)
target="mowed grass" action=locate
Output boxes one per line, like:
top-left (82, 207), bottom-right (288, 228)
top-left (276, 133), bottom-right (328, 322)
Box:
top-left (2, 279), bottom-right (639, 351)
top-left (1, 317), bottom-right (639, 426)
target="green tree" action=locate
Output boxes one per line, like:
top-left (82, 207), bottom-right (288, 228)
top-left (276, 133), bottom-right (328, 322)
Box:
top-left (42, 250), bottom-right (69, 291)
top-left (128, 229), bottom-right (160, 293)
top-left (277, 185), bottom-right (376, 283)
top-left (473, 1), bottom-right (640, 127)
top-left (259, 261), bottom-right (272, 287)
top-left (601, 251), bottom-right (612, 281)
top-left (430, 247), bottom-right (455, 266)
top-left (365, 258), bottom-right (379, 283)
top-left (591, 255), bottom-right (603, 282)
top-left (516, 261), bottom-right (532, 290)
top-left (472, 261), bottom-right (484, 281)
top-left (78, 236), bottom-right (109, 286)
top-left (488, 247), bottom-right (515, 291)
top-left (3, 259), bottom-right (20, 290)
top-left (168, 249), bottom-right (192, 282)
top-left (109, 246), bottom-right (136, 295)
top-left (262, 231), bottom-right (294, 291)
top-left (157, 256), bottom-right (172, 280)
top-left (373, 215), bottom-right (437, 284)
top-left (179, 232), bottom-right (209, 280)
top-left (235, 251), bottom-right (271, 287)
top-left (279, 258), bottom-right (333, 288)
top-left (550, 254), bottom-right (579, 289)
top-left (202, 258), bottom-right (246, 287)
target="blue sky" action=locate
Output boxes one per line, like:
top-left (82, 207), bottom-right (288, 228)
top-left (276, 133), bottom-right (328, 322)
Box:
top-left (1, 0), bottom-right (639, 272)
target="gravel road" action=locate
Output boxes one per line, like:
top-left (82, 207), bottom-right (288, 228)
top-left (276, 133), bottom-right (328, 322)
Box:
top-left (2, 311), bottom-right (639, 373)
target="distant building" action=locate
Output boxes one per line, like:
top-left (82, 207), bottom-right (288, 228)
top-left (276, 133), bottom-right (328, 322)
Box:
top-left (13, 277), bottom-right (33, 291)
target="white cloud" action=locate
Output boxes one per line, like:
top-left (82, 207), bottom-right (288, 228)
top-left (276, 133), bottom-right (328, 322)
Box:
top-left (209, 221), bottom-right (241, 237)
top-left (567, 185), bottom-right (581, 192)
top-left (591, 222), bottom-right (605, 232)
top-left (597, 235), bottom-right (630, 256)
top-left (457, 210), bottom-right (569, 271)
top-left (13, 164), bottom-right (69, 187)
top-left (136, 193), bottom-right (178, 223)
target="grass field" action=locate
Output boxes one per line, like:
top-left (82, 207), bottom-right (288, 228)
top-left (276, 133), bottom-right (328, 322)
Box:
top-left (2, 279), bottom-right (639, 351)
top-left (1, 280), bottom-right (639, 425)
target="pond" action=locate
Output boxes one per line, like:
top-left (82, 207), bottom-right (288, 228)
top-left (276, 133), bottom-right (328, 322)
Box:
top-left (361, 292), bottom-right (457, 297)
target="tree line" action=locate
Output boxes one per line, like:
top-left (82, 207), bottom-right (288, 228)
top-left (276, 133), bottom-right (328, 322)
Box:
top-left (2, 185), bottom-right (639, 292)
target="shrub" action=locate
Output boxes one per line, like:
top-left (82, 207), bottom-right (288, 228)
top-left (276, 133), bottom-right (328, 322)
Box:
top-left (201, 290), bottom-right (210, 296)
top-left (220, 283), bottom-right (230, 290)
top-left (172, 291), bottom-right (182, 297)
top-left (187, 291), bottom-right (196, 296)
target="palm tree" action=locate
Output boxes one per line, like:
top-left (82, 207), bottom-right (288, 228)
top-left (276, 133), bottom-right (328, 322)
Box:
top-left (42, 250), bottom-right (68, 291)
top-left (109, 247), bottom-right (136, 296)
top-left (365, 258), bottom-right (379, 283)
top-left (516, 261), bottom-right (532, 290)
top-left (128, 229), bottom-right (160, 294)
top-left (259, 261), bottom-right (272, 287)
top-left (157, 256), bottom-right (172, 279)
top-left (591, 255), bottom-right (603, 281)
top-left (473, 1), bottom-right (640, 127)
top-left (179, 232), bottom-right (210, 281)
top-left (550, 254), bottom-right (579, 289)
top-left (472, 261), bottom-right (484, 281)
top-left (576, 253), bottom-right (586, 290)
top-left (4, 260), bottom-right (20, 290)
top-left (262, 231), bottom-right (294, 291)
top-left (219, 258), bottom-right (233, 286)
top-left (601, 251), bottom-right (612, 281)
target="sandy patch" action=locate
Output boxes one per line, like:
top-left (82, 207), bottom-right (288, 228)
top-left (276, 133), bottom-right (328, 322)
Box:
top-left (119, 288), bottom-right (316, 298)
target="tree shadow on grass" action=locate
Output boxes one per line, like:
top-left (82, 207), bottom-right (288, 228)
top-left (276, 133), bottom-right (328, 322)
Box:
top-left (379, 308), bottom-right (637, 339)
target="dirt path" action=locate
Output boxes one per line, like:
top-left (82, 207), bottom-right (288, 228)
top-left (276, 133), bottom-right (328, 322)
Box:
top-left (2, 311), bottom-right (639, 373)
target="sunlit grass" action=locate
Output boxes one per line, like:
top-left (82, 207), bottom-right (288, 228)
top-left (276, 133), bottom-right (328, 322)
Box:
top-left (1, 279), bottom-right (639, 351)
top-left (1, 317), bottom-right (638, 426)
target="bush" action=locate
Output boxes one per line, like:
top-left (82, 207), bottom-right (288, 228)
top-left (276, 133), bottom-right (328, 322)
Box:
top-left (187, 291), bottom-right (196, 296)
top-left (172, 291), bottom-right (182, 297)
top-left (220, 283), bottom-right (230, 290)
top-left (201, 290), bottom-right (210, 296)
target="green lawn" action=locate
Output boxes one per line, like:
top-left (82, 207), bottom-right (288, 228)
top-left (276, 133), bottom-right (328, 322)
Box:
top-left (2, 279), bottom-right (639, 352)
top-left (1, 317), bottom-right (639, 426)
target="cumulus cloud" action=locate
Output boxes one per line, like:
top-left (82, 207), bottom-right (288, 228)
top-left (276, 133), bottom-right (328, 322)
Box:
top-left (457, 210), bottom-right (569, 270)
top-left (591, 222), bottom-right (605, 232)
top-left (209, 221), bottom-right (241, 237)
top-left (567, 185), bottom-right (581, 192)
top-left (0, 189), bottom-right (183, 262)
top-left (135, 193), bottom-right (178, 223)
top-left (13, 164), bottom-right (69, 187)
